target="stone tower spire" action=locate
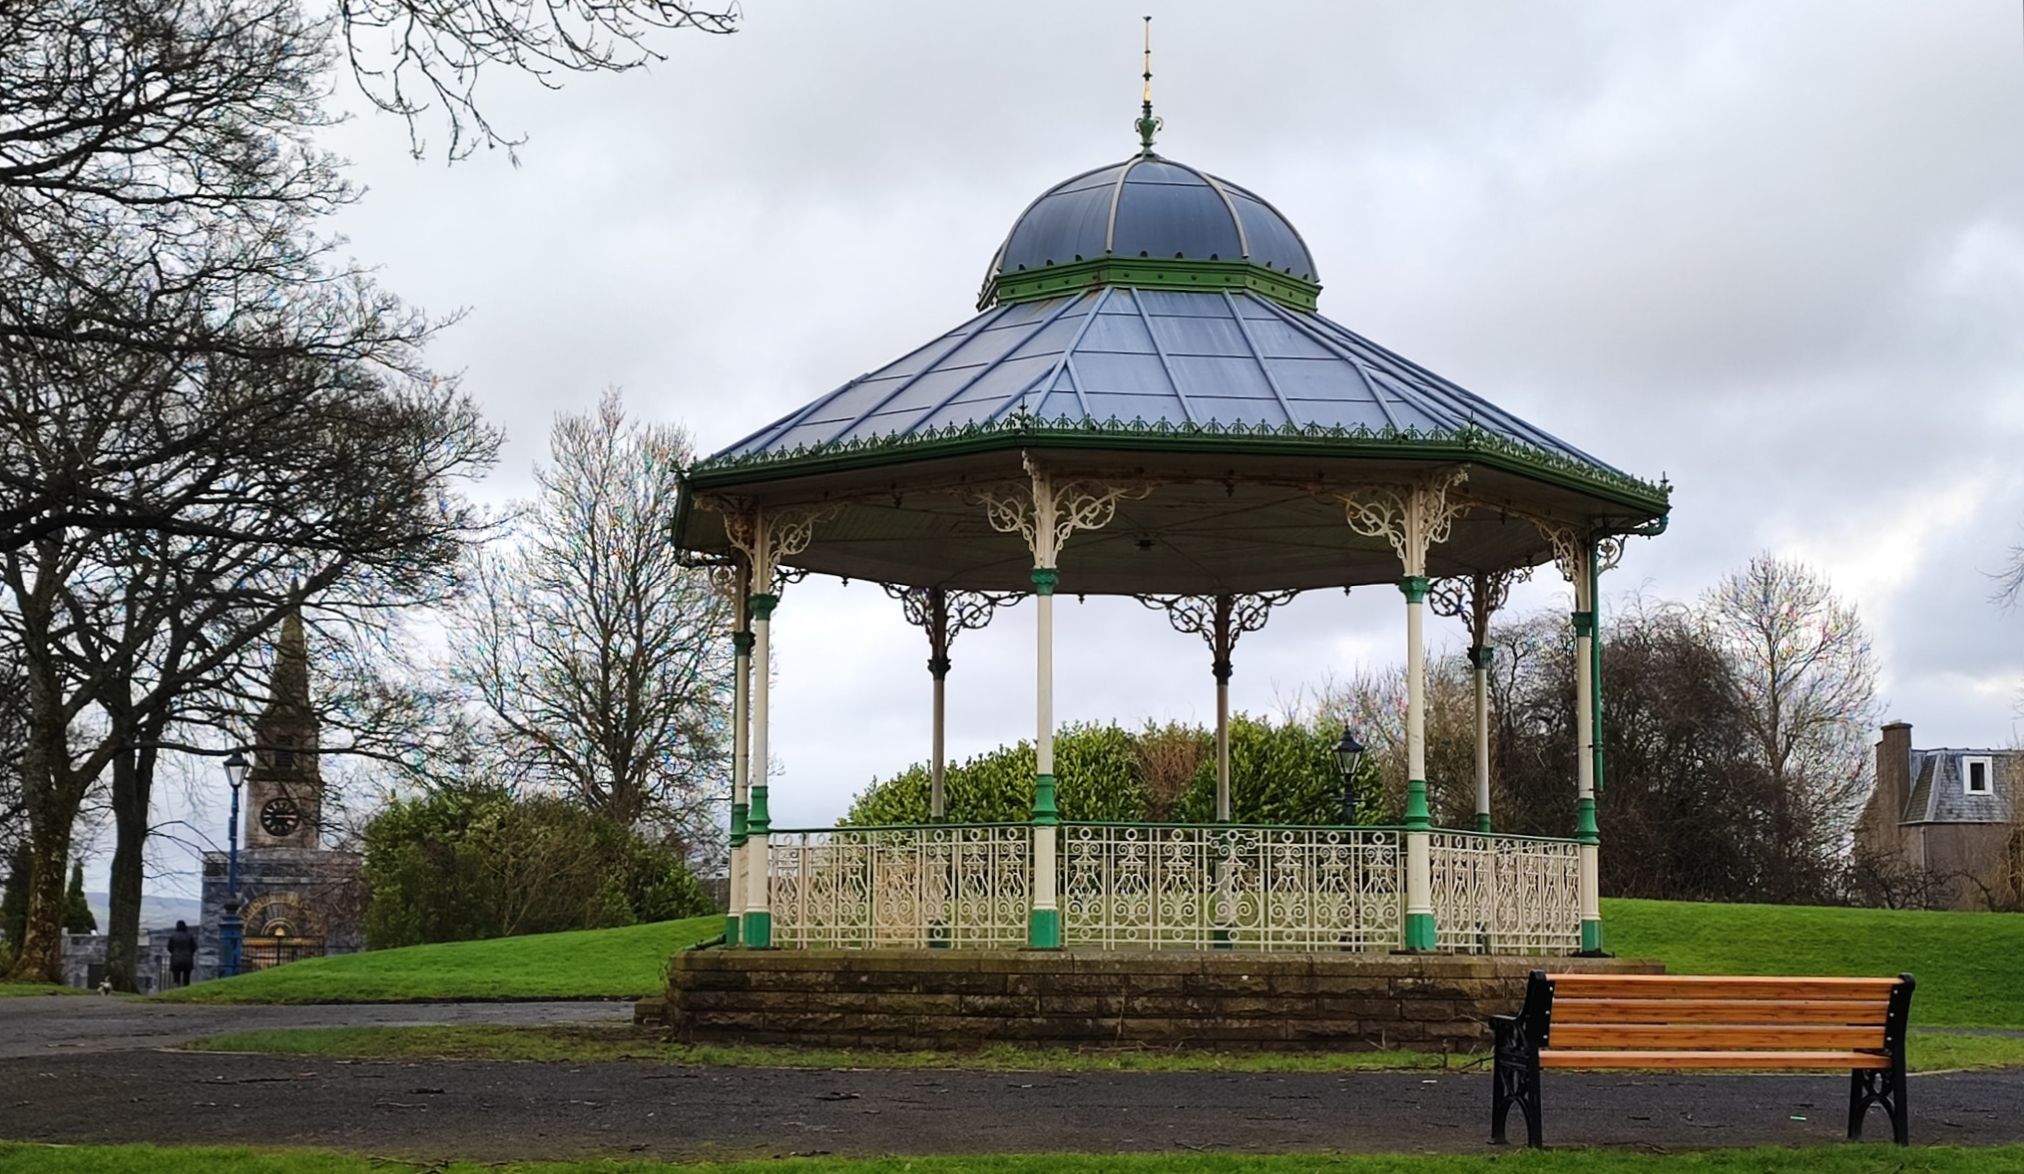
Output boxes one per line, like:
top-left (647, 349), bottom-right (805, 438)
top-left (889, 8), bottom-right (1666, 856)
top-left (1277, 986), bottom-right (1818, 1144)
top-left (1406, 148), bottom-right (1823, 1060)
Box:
top-left (245, 606), bottom-right (323, 849)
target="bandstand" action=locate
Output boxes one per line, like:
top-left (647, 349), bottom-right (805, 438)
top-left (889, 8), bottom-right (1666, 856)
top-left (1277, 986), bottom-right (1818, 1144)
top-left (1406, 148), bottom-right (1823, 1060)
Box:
top-left (672, 97), bottom-right (1670, 990)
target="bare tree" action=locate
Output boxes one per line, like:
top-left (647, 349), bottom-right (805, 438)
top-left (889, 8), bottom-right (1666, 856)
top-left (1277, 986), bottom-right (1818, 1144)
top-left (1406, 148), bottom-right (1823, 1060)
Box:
top-left (1701, 554), bottom-right (1880, 904)
top-left (451, 390), bottom-right (730, 840)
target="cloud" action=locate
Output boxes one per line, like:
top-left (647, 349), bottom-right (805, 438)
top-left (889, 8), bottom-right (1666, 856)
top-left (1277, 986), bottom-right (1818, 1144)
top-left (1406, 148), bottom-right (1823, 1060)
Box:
top-left (123, 2), bottom-right (2024, 895)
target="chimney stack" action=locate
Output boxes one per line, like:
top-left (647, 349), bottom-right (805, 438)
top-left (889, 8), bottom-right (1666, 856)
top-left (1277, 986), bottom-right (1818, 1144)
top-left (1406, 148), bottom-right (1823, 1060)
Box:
top-left (1876, 721), bottom-right (1913, 826)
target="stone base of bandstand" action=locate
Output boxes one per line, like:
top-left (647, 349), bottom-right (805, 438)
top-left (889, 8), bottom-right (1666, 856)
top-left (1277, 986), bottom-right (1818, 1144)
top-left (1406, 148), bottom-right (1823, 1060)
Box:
top-left (656, 948), bottom-right (1663, 1052)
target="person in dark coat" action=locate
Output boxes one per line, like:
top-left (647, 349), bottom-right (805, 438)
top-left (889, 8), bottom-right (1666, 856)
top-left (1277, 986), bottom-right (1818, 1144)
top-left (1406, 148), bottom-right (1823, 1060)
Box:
top-left (166, 920), bottom-right (197, 988)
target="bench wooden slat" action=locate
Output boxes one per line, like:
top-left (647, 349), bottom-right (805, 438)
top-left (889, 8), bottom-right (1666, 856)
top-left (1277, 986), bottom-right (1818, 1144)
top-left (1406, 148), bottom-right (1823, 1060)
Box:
top-left (1545, 974), bottom-right (1900, 1002)
top-left (1547, 1024), bottom-right (1887, 1050)
top-left (1551, 997), bottom-right (1888, 1025)
top-left (1540, 1049), bottom-right (1891, 1070)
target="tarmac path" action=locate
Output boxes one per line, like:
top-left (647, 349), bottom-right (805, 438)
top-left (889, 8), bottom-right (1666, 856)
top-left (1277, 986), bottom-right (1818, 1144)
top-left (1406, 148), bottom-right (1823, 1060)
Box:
top-left (0, 993), bottom-right (627, 1059)
top-left (0, 996), bottom-right (2019, 1159)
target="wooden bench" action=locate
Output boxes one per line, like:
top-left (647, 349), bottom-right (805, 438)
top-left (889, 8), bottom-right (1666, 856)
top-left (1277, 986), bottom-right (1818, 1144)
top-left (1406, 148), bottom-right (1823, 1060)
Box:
top-left (1490, 970), bottom-right (1915, 1148)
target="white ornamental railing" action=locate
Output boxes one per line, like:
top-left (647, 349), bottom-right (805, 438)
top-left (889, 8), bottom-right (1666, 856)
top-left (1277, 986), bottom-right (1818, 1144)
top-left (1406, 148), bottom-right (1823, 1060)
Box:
top-left (1059, 823), bottom-right (1404, 951)
top-left (767, 823), bottom-right (1032, 949)
top-left (1428, 830), bottom-right (1583, 955)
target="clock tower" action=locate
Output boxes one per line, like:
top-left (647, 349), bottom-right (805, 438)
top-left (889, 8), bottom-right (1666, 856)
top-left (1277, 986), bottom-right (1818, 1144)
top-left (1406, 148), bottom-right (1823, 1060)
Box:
top-left (244, 608), bottom-right (322, 849)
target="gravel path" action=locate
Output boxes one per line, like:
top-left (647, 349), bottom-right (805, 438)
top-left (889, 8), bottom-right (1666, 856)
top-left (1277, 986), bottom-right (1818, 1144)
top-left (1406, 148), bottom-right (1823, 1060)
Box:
top-left (0, 994), bottom-right (627, 1059)
top-left (2, 1049), bottom-right (2021, 1159)
top-left (1, 997), bottom-right (2019, 1158)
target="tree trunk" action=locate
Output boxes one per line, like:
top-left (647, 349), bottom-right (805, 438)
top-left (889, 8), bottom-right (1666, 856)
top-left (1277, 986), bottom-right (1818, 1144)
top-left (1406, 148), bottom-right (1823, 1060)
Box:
top-left (7, 643), bottom-right (78, 984)
top-left (105, 731), bottom-right (153, 992)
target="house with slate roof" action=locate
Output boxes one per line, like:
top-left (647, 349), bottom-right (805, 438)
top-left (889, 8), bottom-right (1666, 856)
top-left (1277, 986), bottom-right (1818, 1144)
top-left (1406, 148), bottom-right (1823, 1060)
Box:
top-left (1856, 721), bottom-right (2022, 910)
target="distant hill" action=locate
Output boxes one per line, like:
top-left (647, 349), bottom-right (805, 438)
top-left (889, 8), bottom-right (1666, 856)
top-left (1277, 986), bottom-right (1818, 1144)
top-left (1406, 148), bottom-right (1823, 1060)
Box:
top-left (83, 891), bottom-right (204, 933)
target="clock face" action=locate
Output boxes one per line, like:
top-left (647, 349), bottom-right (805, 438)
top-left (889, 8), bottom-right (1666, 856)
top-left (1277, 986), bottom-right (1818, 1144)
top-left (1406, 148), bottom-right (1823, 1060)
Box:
top-left (260, 797), bottom-right (302, 837)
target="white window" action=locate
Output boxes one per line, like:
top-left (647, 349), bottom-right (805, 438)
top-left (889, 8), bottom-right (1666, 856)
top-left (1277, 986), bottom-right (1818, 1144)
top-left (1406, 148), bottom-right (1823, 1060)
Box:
top-left (1963, 756), bottom-right (1993, 795)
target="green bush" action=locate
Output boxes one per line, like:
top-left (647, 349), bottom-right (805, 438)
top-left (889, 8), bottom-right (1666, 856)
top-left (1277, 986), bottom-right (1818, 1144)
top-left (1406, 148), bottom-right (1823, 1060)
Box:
top-left (1177, 715), bottom-right (1384, 825)
top-left (846, 722), bottom-right (1144, 824)
top-left (362, 788), bottom-right (714, 948)
top-left (846, 716), bottom-right (1379, 827)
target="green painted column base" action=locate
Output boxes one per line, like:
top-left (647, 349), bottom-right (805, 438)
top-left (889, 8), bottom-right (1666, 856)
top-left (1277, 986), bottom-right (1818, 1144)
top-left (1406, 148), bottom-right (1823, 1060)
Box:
top-left (1212, 926), bottom-right (1233, 950)
top-left (1580, 918), bottom-right (1604, 955)
top-left (1403, 911), bottom-right (1437, 951)
top-left (742, 910), bottom-right (773, 949)
top-left (1474, 812), bottom-right (1492, 833)
top-left (723, 914), bottom-right (741, 946)
top-left (1027, 907), bottom-right (1062, 949)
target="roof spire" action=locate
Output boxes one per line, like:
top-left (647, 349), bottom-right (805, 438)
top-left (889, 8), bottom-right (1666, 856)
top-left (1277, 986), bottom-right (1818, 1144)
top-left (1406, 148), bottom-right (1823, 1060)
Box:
top-left (1134, 15), bottom-right (1162, 156)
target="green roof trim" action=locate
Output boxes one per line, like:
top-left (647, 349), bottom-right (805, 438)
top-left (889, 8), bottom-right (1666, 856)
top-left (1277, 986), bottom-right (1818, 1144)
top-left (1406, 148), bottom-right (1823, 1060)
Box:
top-left (981, 256), bottom-right (1321, 311)
top-left (683, 413), bottom-right (1673, 517)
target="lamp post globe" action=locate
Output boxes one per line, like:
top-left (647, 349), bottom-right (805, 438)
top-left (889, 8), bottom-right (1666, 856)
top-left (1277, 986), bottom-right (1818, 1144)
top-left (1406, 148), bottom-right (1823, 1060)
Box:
top-left (1333, 727), bottom-right (1366, 825)
top-left (220, 749), bottom-right (249, 979)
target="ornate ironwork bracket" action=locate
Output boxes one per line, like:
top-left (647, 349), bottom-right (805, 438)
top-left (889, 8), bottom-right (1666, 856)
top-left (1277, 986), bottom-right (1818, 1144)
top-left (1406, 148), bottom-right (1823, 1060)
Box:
top-left (882, 584), bottom-right (1026, 676)
top-left (975, 453), bottom-right (1151, 568)
top-left (1134, 591), bottom-right (1299, 680)
top-left (1335, 467), bottom-right (1471, 576)
top-left (706, 498), bottom-right (838, 597)
top-left (1429, 567), bottom-right (1530, 650)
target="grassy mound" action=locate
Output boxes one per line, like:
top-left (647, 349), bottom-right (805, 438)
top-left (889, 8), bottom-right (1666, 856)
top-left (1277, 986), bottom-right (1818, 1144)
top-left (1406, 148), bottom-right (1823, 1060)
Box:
top-left (156, 916), bottom-right (720, 1004)
top-left (1605, 898), bottom-right (2024, 1027)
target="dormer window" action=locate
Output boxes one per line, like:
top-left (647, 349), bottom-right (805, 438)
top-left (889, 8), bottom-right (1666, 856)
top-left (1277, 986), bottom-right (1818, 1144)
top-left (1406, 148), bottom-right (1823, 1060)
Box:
top-left (1964, 756), bottom-right (1992, 795)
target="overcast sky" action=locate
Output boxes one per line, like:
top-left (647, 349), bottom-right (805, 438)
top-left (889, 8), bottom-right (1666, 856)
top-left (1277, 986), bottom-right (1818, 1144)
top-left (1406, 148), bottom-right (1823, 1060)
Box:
top-left (122, 1), bottom-right (2024, 898)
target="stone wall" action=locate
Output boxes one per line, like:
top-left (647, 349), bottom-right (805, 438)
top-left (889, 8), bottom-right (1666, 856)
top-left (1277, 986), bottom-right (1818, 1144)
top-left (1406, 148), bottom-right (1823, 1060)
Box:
top-left (666, 949), bottom-right (1663, 1051)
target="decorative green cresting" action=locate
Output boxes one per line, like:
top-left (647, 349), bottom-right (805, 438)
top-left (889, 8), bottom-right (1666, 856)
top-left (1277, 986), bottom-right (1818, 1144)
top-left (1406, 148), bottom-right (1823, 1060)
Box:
top-left (1404, 912), bottom-right (1436, 951)
top-left (1403, 779), bottom-right (1431, 831)
top-left (1031, 773), bottom-right (1060, 826)
top-left (1398, 576), bottom-right (1430, 604)
top-left (1028, 906), bottom-right (1062, 949)
top-left (985, 257), bottom-right (1320, 311)
top-left (1575, 797), bottom-right (1599, 845)
top-left (687, 416), bottom-right (1673, 514)
top-left (1030, 566), bottom-right (1060, 595)
top-left (748, 593), bottom-right (779, 622)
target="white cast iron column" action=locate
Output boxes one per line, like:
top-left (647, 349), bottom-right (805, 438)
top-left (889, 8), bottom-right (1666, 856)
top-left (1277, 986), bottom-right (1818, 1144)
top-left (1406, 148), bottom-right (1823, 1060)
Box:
top-left (980, 458), bottom-right (1144, 950)
top-left (744, 587), bottom-right (777, 947)
top-left (1571, 540), bottom-right (1601, 954)
top-left (1470, 642), bottom-right (1492, 833)
top-left (727, 567), bottom-right (753, 944)
top-left (1342, 471), bottom-right (1468, 952)
top-left (718, 504), bottom-right (829, 949)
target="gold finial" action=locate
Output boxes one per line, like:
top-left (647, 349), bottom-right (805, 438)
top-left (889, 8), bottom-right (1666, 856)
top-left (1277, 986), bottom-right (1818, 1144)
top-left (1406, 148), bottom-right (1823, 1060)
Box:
top-left (1135, 15), bottom-right (1162, 155)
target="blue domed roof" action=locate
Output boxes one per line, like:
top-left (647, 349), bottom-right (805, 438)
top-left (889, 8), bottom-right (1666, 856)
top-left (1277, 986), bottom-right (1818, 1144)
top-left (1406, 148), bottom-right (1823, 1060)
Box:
top-left (982, 155), bottom-right (1318, 300)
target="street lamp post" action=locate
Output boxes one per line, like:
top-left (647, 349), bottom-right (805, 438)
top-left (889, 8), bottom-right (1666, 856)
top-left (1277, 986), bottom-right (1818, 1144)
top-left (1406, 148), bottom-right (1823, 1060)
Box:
top-left (219, 749), bottom-right (249, 979)
top-left (1332, 727), bottom-right (1366, 826)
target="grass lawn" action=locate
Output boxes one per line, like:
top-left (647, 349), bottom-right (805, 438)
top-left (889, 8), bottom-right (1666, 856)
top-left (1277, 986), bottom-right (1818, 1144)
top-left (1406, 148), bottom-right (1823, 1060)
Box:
top-left (156, 916), bottom-right (720, 1004)
top-left (0, 982), bottom-right (79, 998)
top-left (1603, 898), bottom-right (2024, 1028)
top-left (5, 1142), bottom-right (2024, 1173)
